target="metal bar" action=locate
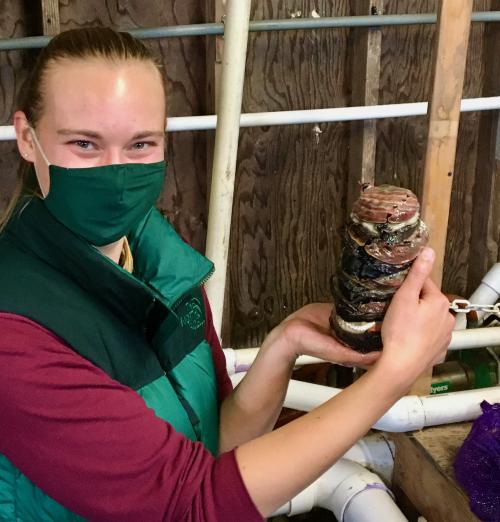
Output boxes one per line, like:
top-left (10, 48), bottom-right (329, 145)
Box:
top-left (2, 96), bottom-right (500, 140)
top-left (1, 12), bottom-right (500, 51)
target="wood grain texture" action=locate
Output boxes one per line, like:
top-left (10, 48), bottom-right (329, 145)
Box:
top-left (376, 0), bottom-right (437, 195)
top-left (0, 1), bottom-right (33, 212)
top-left (225, 0), bottom-right (351, 347)
top-left (413, 0), bottom-right (473, 395)
top-left (376, 0), bottom-right (489, 298)
top-left (421, 0), bottom-right (473, 287)
top-left (346, 0), bottom-right (383, 213)
top-left (467, 0), bottom-right (500, 294)
top-left (393, 426), bottom-right (479, 522)
top-left (41, 0), bottom-right (60, 35)
top-left (443, 1), bottom-right (489, 296)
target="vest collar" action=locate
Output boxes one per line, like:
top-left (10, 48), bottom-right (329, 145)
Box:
top-left (5, 198), bottom-right (214, 328)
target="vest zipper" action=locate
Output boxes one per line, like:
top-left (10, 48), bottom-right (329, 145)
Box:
top-left (172, 264), bottom-right (215, 312)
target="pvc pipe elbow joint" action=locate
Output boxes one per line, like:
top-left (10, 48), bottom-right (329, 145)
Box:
top-left (469, 263), bottom-right (500, 306)
top-left (329, 467), bottom-right (392, 522)
top-left (223, 348), bottom-right (236, 375)
top-left (481, 263), bottom-right (500, 295)
top-left (284, 459), bottom-right (390, 518)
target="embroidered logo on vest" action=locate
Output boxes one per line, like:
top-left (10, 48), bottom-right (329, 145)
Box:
top-left (180, 297), bottom-right (204, 330)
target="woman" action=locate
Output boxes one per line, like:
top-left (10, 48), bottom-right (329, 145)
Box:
top-left (0, 27), bottom-right (453, 521)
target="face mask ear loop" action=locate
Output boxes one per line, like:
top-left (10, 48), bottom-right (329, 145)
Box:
top-left (28, 126), bottom-right (51, 198)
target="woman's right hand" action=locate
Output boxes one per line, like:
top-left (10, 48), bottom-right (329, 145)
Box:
top-left (378, 247), bottom-right (455, 387)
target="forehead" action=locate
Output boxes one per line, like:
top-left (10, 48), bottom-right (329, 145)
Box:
top-left (40, 58), bottom-right (166, 133)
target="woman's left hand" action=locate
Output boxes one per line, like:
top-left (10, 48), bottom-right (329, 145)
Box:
top-left (262, 303), bottom-right (380, 369)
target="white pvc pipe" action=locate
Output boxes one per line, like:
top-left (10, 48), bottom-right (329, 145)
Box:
top-left (341, 433), bottom-right (395, 485)
top-left (203, 0), bottom-right (252, 337)
top-left (281, 380), bottom-right (500, 431)
top-left (454, 311), bottom-right (468, 331)
top-left (0, 126), bottom-right (14, 140)
top-left (469, 262), bottom-right (500, 303)
top-left (231, 373), bottom-right (500, 431)
top-left (273, 458), bottom-right (407, 521)
top-left (448, 326), bottom-right (500, 350)
top-left (223, 347), bottom-right (323, 375)
top-left (224, 327), bottom-right (500, 377)
top-left (340, 487), bottom-right (408, 522)
top-left (418, 388), bottom-right (498, 427)
top-left (2, 96), bottom-right (500, 140)
top-left (468, 262), bottom-right (500, 324)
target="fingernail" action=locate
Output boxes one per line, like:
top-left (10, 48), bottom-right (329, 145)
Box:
top-left (421, 247), bottom-right (434, 262)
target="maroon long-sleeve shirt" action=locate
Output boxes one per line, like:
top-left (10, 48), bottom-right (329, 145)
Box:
top-left (0, 308), bottom-right (262, 522)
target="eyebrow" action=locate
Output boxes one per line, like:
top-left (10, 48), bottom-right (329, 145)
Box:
top-left (57, 129), bottom-right (165, 140)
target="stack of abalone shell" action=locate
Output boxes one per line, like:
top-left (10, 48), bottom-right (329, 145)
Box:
top-left (330, 184), bottom-right (428, 353)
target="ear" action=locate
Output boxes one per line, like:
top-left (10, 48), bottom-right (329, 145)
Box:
top-left (13, 111), bottom-right (35, 162)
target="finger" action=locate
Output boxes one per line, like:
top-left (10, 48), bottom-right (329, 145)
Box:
top-left (300, 303), bottom-right (334, 326)
top-left (284, 303), bottom-right (333, 326)
top-left (355, 351), bottom-right (381, 370)
top-left (315, 334), bottom-right (381, 367)
top-left (420, 275), bottom-right (443, 299)
top-left (397, 247), bottom-right (435, 301)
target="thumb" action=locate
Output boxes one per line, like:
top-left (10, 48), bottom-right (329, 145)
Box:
top-left (398, 247), bottom-right (435, 299)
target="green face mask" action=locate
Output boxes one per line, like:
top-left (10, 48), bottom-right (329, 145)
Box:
top-left (30, 128), bottom-right (165, 246)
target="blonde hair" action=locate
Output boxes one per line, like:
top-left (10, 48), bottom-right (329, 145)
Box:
top-left (0, 27), bottom-right (165, 233)
top-left (120, 237), bottom-right (134, 273)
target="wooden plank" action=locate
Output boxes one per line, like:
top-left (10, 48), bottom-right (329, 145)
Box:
top-left (421, 0), bottom-right (473, 287)
top-left (393, 424), bottom-right (479, 522)
top-left (466, 0), bottom-right (500, 295)
top-left (412, 0), bottom-right (472, 396)
top-left (347, 0), bottom-right (383, 212)
top-left (41, 0), bottom-right (60, 36)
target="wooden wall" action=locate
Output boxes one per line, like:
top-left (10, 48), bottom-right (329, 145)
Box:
top-left (1, 1), bottom-right (499, 352)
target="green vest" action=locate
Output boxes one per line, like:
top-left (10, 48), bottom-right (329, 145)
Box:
top-left (0, 198), bottom-right (218, 521)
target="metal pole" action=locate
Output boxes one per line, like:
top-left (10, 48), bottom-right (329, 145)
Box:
top-left (204, 0), bottom-right (252, 338)
top-left (1, 12), bottom-right (500, 51)
top-left (2, 96), bottom-right (500, 139)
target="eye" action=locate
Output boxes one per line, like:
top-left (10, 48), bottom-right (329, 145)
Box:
top-left (69, 140), bottom-right (94, 150)
top-left (132, 141), bottom-right (155, 150)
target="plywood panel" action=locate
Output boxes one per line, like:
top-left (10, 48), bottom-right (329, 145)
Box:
top-left (346, 0), bottom-right (383, 212)
top-left (377, 0), bottom-right (489, 297)
top-left (225, 0), bottom-right (351, 347)
top-left (467, 0), bottom-right (500, 294)
top-left (0, 1), bottom-right (32, 210)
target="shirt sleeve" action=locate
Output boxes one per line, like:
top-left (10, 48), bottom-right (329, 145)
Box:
top-left (0, 313), bottom-right (262, 522)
